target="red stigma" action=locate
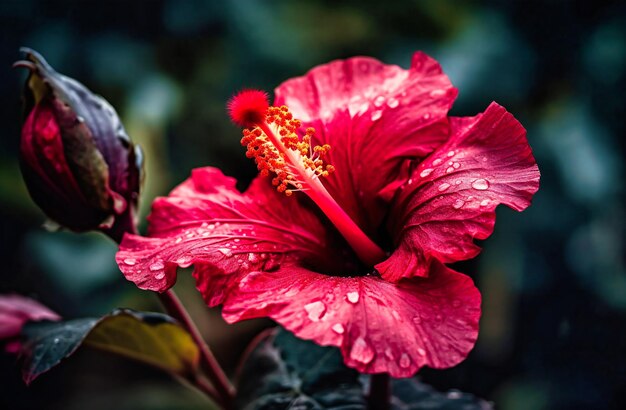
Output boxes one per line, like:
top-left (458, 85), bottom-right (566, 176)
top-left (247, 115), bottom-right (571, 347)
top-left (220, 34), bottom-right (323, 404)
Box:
top-left (227, 89), bottom-right (270, 128)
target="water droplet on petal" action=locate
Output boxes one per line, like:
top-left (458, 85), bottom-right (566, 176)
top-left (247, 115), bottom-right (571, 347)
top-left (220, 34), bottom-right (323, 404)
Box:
top-left (432, 158), bottom-right (443, 166)
top-left (304, 301), bottom-right (326, 322)
top-left (417, 347), bottom-right (426, 356)
top-left (386, 97), bottom-right (399, 108)
top-left (453, 162), bottom-right (460, 169)
top-left (446, 166), bottom-right (454, 173)
top-left (149, 261), bottom-right (165, 271)
top-left (155, 272), bottom-right (165, 280)
top-left (471, 178), bottom-right (489, 190)
top-left (399, 353), bottom-right (411, 368)
top-left (420, 168), bottom-right (433, 178)
top-left (347, 291), bottom-right (360, 304)
top-left (332, 323), bottom-right (345, 334)
top-left (438, 183), bottom-right (450, 192)
top-left (374, 95), bottom-right (385, 107)
top-left (350, 337), bottom-right (375, 365)
top-left (430, 89), bottom-right (446, 98)
top-left (248, 253), bottom-right (258, 263)
top-left (453, 199), bottom-right (465, 209)
top-left (175, 237), bottom-right (183, 244)
top-left (423, 113), bottom-right (430, 120)
top-left (123, 258), bottom-right (136, 266)
top-left (385, 348), bottom-right (395, 360)
top-left (370, 110), bottom-right (382, 121)
top-left (176, 255), bottom-right (193, 268)
top-left (218, 248), bottom-right (233, 257)
top-left (480, 199), bottom-right (490, 207)
top-left (447, 150), bottom-right (455, 157)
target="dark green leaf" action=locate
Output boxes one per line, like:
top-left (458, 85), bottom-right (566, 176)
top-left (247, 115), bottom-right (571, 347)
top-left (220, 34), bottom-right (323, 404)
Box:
top-left (390, 378), bottom-right (493, 410)
top-left (236, 328), bottom-right (493, 410)
top-left (235, 328), bottom-right (366, 410)
top-left (20, 309), bottom-right (200, 385)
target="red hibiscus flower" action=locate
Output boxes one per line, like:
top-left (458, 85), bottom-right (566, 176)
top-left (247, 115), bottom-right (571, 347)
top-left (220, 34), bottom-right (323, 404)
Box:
top-left (0, 294), bottom-right (60, 353)
top-left (116, 52), bottom-right (539, 377)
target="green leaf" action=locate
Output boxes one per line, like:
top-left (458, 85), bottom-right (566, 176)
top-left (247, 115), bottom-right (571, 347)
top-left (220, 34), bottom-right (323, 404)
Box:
top-left (235, 328), bottom-right (366, 410)
top-left (390, 378), bottom-right (493, 410)
top-left (20, 309), bottom-right (200, 385)
top-left (236, 328), bottom-right (493, 410)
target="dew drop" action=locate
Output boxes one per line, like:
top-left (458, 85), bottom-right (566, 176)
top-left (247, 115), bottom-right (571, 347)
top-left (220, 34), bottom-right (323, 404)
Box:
top-left (370, 110), bottom-right (383, 121)
top-left (332, 323), bottom-right (345, 334)
top-left (423, 113), bottom-right (431, 120)
top-left (446, 166), bottom-right (454, 173)
top-left (176, 255), bottom-right (193, 268)
top-left (438, 183), bottom-right (450, 192)
top-left (349, 337), bottom-right (375, 365)
top-left (218, 248), bottom-right (233, 257)
top-left (304, 301), bottom-right (326, 322)
top-left (357, 102), bottom-right (369, 115)
top-left (447, 150), bottom-right (455, 157)
top-left (453, 199), bottom-right (465, 209)
top-left (149, 260), bottom-right (164, 271)
top-left (432, 158), bottom-right (443, 166)
top-left (347, 291), bottom-right (360, 304)
top-left (399, 353), bottom-right (412, 368)
top-left (384, 348), bottom-right (395, 360)
top-left (430, 89), bottom-right (446, 98)
top-left (455, 180), bottom-right (462, 185)
top-left (419, 168), bottom-right (433, 178)
top-left (175, 237), bottom-right (183, 244)
top-left (123, 258), bottom-right (136, 266)
top-left (453, 162), bottom-right (460, 169)
top-left (248, 253), bottom-right (258, 263)
top-left (53, 337), bottom-right (60, 344)
top-left (374, 95), bottom-right (385, 107)
top-left (155, 272), bottom-right (165, 280)
top-left (480, 199), bottom-right (490, 207)
top-left (417, 347), bottom-right (426, 356)
top-left (386, 97), bottom-right (399, 108)
top-left (471, 178), bottom-right (489, 190)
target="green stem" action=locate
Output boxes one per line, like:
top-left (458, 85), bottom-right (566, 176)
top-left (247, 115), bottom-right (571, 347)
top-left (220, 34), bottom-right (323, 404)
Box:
top-left (368, 373), bottom-right (390, 410)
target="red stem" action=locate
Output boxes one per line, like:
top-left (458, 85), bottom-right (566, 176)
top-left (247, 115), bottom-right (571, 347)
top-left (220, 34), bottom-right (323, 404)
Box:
top-left (108, 216), bottom-right (234, 409)
top-left (158, 290), bottom-right (235, 408)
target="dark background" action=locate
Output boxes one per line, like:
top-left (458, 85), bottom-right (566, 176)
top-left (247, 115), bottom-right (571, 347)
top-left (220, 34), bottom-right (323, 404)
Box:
top-left (1, 1), bottom-right (625, 409)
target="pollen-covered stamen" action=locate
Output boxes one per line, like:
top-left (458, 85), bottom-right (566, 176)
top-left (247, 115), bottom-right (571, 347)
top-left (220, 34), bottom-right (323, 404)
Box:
top-left (229, 91), bottom-right (386, 267)
top-left (241, 106), bottom-right (335, 196)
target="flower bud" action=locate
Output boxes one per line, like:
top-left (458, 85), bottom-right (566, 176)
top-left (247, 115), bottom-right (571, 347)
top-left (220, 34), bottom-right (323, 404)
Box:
top-left (15, 48), bottom-right (143, 242)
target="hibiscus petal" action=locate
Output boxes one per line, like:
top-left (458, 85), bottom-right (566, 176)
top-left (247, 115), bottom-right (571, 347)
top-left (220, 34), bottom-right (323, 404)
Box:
top-left (274, 52), bottom-right (457, 234)
top-left (377, 102), bottom-right (540, 281)
top-left (116, 167), bottom-right (331, 292)
top-left (221, 262), bottom-right (480, 378)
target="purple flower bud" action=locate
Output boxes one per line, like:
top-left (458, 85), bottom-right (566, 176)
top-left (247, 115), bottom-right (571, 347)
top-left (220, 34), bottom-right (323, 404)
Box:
top-left (15, 48), bottom-right (143, 242)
